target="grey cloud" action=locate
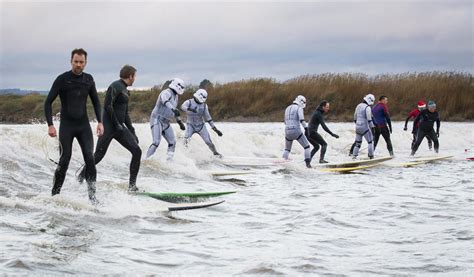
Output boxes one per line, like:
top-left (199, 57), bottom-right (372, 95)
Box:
top-left (1, 1), bottom-right (472, 90)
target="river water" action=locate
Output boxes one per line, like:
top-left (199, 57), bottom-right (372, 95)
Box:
top-left (1, 122), bottom-right (473, 275)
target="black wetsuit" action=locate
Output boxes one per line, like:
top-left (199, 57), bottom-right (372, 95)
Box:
top-left (306, 107), bottom-right (337, 161)
top-left (79, 79), bottom-right (141, 187)
top-left (411, 109), bottom-right (440, 154)
top-left (44, 70), bottom-right (102, 196)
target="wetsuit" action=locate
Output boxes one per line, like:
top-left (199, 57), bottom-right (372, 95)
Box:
top-left (146, 88), bottom-right (185, 159)
top-left (181, 98), bottom-right (221, 156)
top-left (306, 107), bottom-right (338, 162)
top-left (44, 70), bottom-right (102, 197)
top-left (372, 102), bottom-right (393, 155)
top-left (282, 103), bottom-right (311, 166)
top-left (405, 108), bottom-right (432, 149)
top-left (352, 101), bottom-right (375, 158)
top-left (411, 109), bottom-right (440, 155)
top-left (79, 79), bottom-right (141, 188)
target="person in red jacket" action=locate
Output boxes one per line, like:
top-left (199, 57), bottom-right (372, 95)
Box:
top-left (404, 100), bottom-right (433, 150)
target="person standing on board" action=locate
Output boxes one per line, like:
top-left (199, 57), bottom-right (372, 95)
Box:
top-left (404, 100), bottom-right (433, 150)
top-left (411, 101), bottom-right (440, 156)
top-left (351, 94), bottom-right (376, 160)
top-left (78, 65), bottom-right (141, 192)
top-left (44, 48), bottom-right (103, 204)
top-left (372, 95), bottom-right (394, 156)
top-left (282, 95), bottom-right (312, 168)
top-left (306, 100), bottom-right (339, 163)
top-left (181, 89), bottom-right (223, 157)
top-left (146, 78), bottom-right (186, 160)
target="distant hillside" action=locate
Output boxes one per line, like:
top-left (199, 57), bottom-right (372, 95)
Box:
top-left (0, 88), bottom-right (48, 95)
top-left (0, 71), bottom-right (472, 124)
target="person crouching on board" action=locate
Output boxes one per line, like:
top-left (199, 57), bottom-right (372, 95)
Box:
top-left (411, 101), bottom-right (440, 156)
top-left (180, 89), bottom-right (223, 158)
top-left (372, 95), bottom-right (394, 156)
top-left (404, 100), bottom-right (433, 151)
top-left (146, 78), bottom-right (186, 160)
top-left (77, 65), bottom-right (141, 192)
top-left (351, 94), bottom-right (376, 160)
top-left (306, 100), bottom-right (339, 164)
top-left (282, 95), bottom-right (312, 168)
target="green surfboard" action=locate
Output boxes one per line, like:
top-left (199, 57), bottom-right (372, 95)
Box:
top-left (133, 191), bottom-right (236, 203)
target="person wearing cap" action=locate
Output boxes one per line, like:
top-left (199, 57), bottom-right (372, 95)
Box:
top-left (181, 89), bottom-right (223, 158)
top-left (404, 100), bottom-right (433, 150)
top-left (372, 95), bottom-right (394, 156)
top-left (411, 100), bottom-right (440, 156)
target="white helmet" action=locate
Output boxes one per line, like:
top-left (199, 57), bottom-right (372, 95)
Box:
top-left (193, 89), bottom-right (208, 103)
top-left (169, 78), bottom-right (185, 95)
top-left (293, 95), bottom-right (306, 108)
top-left (363, 94), bottom-right (375, 105)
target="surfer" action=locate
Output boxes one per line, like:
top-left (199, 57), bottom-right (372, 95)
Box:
top-left (351, 94), bottom-right (376, 160)
top-left (44, 48), bottom-right (103, 204)
top-left (181, 89), bottom-right (223, 157)
top-left (305, 100), bottom-right (339, 163)
top-left (411, 101), bottom-right (440, 156)
top-left (282, 95), bottom-right (312, 168)
top-left (146, 78), bottom-right (186, 160)
top-left (404, 100), bottom-right (433, 150)
top-left (78, 65), bottom-right (141, 192)
top-left (372, 96), bottom-right (394, 156)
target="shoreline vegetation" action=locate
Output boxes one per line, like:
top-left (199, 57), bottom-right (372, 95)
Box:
top-left (1, 71), bottom-right (472, 124)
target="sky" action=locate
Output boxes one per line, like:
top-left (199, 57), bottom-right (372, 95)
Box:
top-left (0, 0), bottom-right (472, 90)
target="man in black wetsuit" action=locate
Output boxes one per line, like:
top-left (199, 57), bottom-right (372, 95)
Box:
top-left (306, 100), bottom-right (339, 163)
top-left (78, 65), bottom-right (142, 192)
top-left (411, 100), bottom-right (440, 156)
top-left (44, 48), bottom-right (104, 204)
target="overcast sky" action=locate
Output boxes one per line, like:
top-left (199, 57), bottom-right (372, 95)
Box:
top-left (1, 0), bottom-right (472, 90)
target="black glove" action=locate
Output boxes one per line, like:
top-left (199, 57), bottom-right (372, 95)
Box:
top-left (436, 131), bottom-right (440, 138)
top-left (172, 108), bottom-right (180, 117)
top-left (389, 127), bottom-right (393, 134)
top-left (332, 133), bottom-right (339, 139)
top-left (403, 126), bottom-right (407, 131)
top-left (213, 127), bottom-right (223, 137)
top-left (371, 127), bottom-right (376, 135)
top-left (178, 120), bottom-right (186, 130)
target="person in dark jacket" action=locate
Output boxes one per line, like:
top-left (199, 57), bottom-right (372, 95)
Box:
top-left (305, 100), bottom-right (339, 163)
top-left (372, 96), bottom-right (394, 156)
top-left (411, 101), bottom-right (440, 156)
top-left (78, 65), bottom-right (142, 192)
top-left (404, 100), bottom-right (433, 150)
top-left (44, 48), bottom-right (103, 204)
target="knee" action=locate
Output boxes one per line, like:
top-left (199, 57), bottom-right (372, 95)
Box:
top-left (133, 146), bottom-right (142, 158)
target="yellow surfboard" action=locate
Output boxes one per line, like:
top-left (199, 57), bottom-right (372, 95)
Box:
top-left (320, 163), bottom-right (381, 173)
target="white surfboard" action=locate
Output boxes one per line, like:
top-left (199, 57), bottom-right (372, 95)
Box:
top-left (410, 155), bottom-right (453, 163)
top-left (322, 156), bottom-right (393, 168)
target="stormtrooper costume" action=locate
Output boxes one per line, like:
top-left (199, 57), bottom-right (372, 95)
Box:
top-left (146, 78), bottom-right (186, 160)
top-left (181, 89), bottom-right (223, 157)
top-left (282, 95), bottom-right (312, 168)
top-left (352, 94), bottom-right (375, 159)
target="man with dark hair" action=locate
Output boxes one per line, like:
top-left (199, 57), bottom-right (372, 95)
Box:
top-left (78, 65), bottom-right (142, 192)
top-left (305, 100), bottom-right (339, 163)
top-left (372, 95), bottom-right (394, 156)
top-left (44, 48), bottom-right (104, 204)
